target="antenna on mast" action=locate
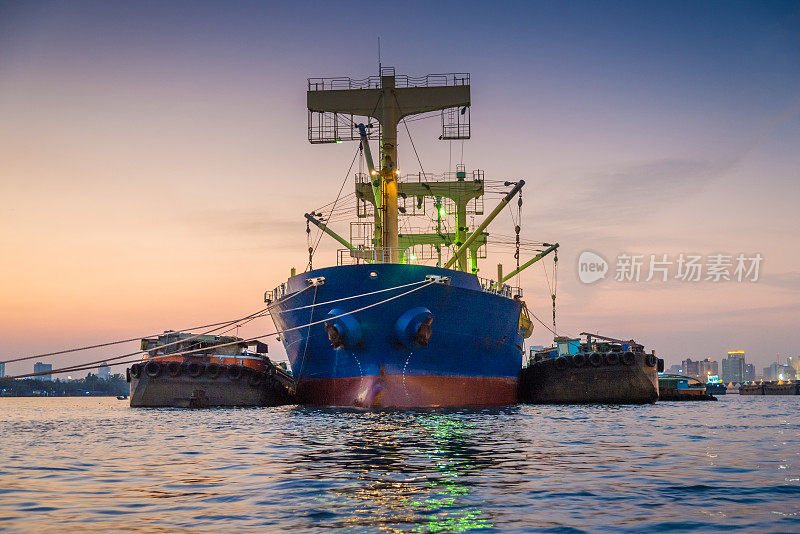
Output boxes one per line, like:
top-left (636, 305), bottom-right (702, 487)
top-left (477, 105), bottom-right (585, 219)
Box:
top-left (378, 37), bottom-right (381, 77)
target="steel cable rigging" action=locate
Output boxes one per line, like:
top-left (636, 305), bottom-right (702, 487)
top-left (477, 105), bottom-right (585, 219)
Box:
top-left (4, 279), bottom-right (435, 380)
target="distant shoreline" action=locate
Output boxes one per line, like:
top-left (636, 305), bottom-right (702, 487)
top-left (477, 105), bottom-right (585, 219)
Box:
top-left (0, 375), bottom-right (128, 398)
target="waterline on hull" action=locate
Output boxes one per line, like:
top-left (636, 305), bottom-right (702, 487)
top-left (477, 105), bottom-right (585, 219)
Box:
top-left (297, 374), bottom-right (518, 408)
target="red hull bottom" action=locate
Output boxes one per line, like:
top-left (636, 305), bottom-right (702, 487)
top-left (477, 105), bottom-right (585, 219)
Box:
top-left (297, 374), bottom-right (518, 408)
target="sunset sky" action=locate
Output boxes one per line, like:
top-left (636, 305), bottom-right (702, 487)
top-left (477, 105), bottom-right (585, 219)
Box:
top-left (1, 1), bottom-right (799, 376)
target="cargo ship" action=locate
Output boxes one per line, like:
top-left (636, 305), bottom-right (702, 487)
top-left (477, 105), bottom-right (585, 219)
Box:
top-left (127, 331), bottom-right (295, 408)
top-left (518, 333), bottom-right (661, 404)
top-left (266, 68), bottom-right (557, 408)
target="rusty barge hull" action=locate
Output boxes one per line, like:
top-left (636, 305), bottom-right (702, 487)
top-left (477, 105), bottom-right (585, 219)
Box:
top-left (518, 351), bottom-right (659, 404)
top-left (739, 382), bottom-right (800, 395)
top-left (128, 362), bottom-right (295, 408)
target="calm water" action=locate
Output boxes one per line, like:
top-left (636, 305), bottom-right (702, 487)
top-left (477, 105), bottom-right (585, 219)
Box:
top-left (0, 396), bottom-right (798, 533)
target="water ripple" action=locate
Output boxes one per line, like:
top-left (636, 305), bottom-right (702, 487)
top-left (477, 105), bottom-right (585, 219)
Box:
top-left (0, 396), bottom-right (798, 532)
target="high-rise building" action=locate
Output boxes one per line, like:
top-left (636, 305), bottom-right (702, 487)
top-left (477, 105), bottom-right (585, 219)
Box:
top-left (33, 362), bottom-right (52, 381)
top-left (681, 358), bottom-right (718, 382)
top-left (777, 365), bottom-right (797, 381)
top-left (98, 362), bottom-right (111, 379)
top-left (722, 351), bottom-right (745, 383)
top-left (0, 362), bottom-right (5, 378)
top-left (762, 362), bottom-right (796, 381)
top-left (699, 359), bottom-right (719, 381)
top-left (763, 362), bottom-right (779, 381)
top-left (744, 363), bottom-right (755, 381)
top-left (682, 358), bottom-right (699, 378)
top-left (666, 364), bottom-right (682, 375)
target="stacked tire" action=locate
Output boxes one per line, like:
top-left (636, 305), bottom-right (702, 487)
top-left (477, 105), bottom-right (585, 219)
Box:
top-left (127, 361), bottom-right (279, 384)
top-left (535, 350), bottom-right (642, 370)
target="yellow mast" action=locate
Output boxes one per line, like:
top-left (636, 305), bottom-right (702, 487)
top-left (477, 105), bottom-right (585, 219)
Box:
top-left (307, 69), bottom-right (470, 263)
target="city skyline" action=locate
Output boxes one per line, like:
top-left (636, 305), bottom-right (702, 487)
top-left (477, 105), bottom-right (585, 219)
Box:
top-left (1, 1), bottom-right (799, 376)
top-left (675, 348), bottom-right (799, 383)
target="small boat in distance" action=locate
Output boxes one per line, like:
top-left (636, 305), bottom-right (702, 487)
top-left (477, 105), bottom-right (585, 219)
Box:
top-left (658, 374), bottom-right (717, 401)
top-left (127, 331), bottom-right (295, 408)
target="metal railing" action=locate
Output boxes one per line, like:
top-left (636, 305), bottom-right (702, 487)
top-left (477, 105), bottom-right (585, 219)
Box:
top-left (355, 171), bottom-right (485, 218)
top-left (478, 276), bottom-right (523, 299)
top-left (308, 73), bottom-right (470, 92)
top-left (337, 247), bottom-right (407, 265)
top-left (264, 283), bottom-right (287, 304)
top-left (332, 250), bottom-right (523, 299)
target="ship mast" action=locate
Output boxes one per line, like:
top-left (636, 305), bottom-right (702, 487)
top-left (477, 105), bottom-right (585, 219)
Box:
top-left (307, 68), bottom-right (470, 263)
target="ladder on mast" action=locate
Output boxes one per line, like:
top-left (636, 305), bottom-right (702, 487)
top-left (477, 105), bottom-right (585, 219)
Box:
top-left (307, 68), bottom-right (470, 265)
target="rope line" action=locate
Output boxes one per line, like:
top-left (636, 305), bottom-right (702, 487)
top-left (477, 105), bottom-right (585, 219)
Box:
top-left (4, 280), bottom-right (436, 380)
top-left (0, 309), bottom-right (274, 365)
top-left (4, 279), bottom-right (414, 377)
top-left (306, 145), bottom-right (361, 271)
top-left (296, 285), bottom-right (318, 380)
top-left (1, 306), bottom-right (274, 379)
top-left (528, 307), bottom-right (558, 337)
top-left (528, 305), bottom-right (571, 340)
top-left (270, 279), bottom-right (427, 314)
top-left (266, 281), bottom-right (314, 311)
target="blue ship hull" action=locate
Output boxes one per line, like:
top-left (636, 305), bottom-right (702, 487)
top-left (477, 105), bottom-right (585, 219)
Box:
top-left (270, 264), bottom-right (524, 408)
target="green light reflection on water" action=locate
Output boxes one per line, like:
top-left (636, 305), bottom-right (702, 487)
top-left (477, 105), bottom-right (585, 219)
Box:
top-left (310, 408), bottom-right (497, 532)
top-left (403, 413), bottom-right (493, 533)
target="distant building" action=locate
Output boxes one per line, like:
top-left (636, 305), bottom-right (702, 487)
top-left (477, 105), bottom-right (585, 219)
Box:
top-left (699, 359), bottom-right (719, 381)
top-left (776, 365), bottom-right (796, 381)
top-left (0, 362), bottom-right (5, 378)
top-left (763, 363), bottom-right (778, 381)
top-left (98, 362), bottom-right (111, 379)
top-left (721, 351), bottom-right (745, 383)
top-left (744, 363), bottom-right (755, 381)
top-left (787, 356), bottom-right (799, 373)
top-left (681, 358), bottom-right (718, 382)
top-left (763, 362), bottom-right (796, 382)
top-left (666, 364), bottom-right (682, 375)
top-left (33, 362), bottom-right (52, 381)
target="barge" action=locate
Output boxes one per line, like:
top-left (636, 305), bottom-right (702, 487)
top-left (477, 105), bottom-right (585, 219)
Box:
top-left (739, 381), bottom-right (799, 395)
top-left (518, 333), bottom-right (661, 404)
top-left (127, 331), bottom-right (295, 408)
top-left (658, 374), bottom-right (717, 401)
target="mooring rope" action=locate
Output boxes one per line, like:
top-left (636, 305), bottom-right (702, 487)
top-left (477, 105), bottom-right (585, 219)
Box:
top-left (0, 311), bottom-right (269, 365)
top-left (4, 279), bottom-right (437, 380)
top-left (270, 279), bottom-right (428, 314)
top-left (295, 285), bottom-right (319, 381)
top-left (3, 283), bottom-right (316, 368)
top-left (1, 305), bottom-right (275, 379)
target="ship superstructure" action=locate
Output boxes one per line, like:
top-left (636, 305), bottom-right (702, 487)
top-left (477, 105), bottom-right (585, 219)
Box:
top-left (267, 68), bottom-right (557, 408)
